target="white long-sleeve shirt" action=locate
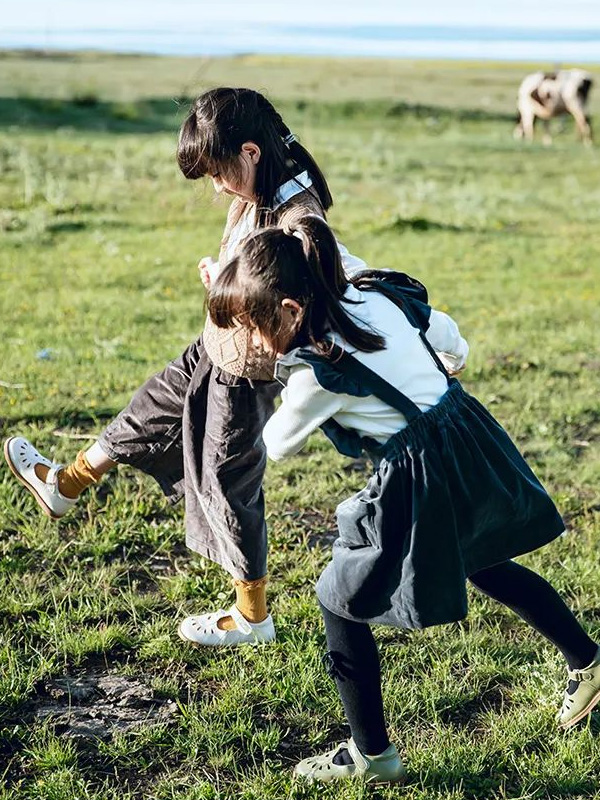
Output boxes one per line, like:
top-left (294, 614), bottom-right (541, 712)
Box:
top-left (263, 284), bottom-right (468, 461)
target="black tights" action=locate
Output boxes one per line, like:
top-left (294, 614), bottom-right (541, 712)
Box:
top-left (321, 560), bottom-right (598, 757)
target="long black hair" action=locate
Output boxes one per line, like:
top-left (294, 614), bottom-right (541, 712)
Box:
top-left (208, 215), bottom-right (385, 356)
top-left (177, 88), bottom-right (332, 225)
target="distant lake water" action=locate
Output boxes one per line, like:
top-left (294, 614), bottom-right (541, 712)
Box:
top-left (2, 24), bottom-right (599, 62)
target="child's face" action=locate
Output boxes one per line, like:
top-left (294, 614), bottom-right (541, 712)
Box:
top-left (211, 142), bottom-right (260, 201)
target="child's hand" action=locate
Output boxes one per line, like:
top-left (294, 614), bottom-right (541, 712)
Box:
top-left (198, 256), bottom-right (218, 289)
top-left (437, 351), bottom-right (467, 376)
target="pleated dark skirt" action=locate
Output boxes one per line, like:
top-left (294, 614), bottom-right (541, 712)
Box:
top-left (316, 381), bottom-right (565, 629)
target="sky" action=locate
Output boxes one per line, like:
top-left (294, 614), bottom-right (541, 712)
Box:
top-left (6, 0), bottom-right (600, 30)
top-left (3, 0), bottom-right (600, 60)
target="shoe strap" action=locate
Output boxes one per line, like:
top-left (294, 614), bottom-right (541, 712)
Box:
top-left (227, 604), bottom-right (253, 636)
top-left (46, 466), bottom-right (63, 494)
top-left (347, 738), bottom-right (369, 773)
top-left (567, 668), bottom-right (594, 682)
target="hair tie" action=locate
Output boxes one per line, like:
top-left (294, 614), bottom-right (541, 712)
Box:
top-left (283, 132), bottom-right (297, 146)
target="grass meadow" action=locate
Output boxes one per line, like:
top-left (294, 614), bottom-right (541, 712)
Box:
top-left (1, 51), bottom-right (600, 799)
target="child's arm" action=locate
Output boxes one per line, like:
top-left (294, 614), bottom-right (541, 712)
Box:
top-left (337, 242), bottom-right (368, 277)
top-left (425, 309), bottom-right (469, 373)
top-left (263, 366), bottom-right (344, 461)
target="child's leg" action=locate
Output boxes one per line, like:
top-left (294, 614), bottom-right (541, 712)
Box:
top-left (5, 336), bottom-right (207, 517)
top-left (179, 371), bottom-right (278, 640)
top-left (219, 577), bottom-right (269, 630)
top-left (469, 560), bottom-right (600, 727)
top-left (34, 442), bottom-right (115, 499)
top-left (98, 335), bottom-right (209, 501)
top-left (320, 602), bottom-right (390, 759)
top-left (292, 603), bottom-right (404, 783)
top-left (469, 560), bottom-right (597, 669)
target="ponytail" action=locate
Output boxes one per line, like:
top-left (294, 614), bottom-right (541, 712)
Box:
top-left (278, 132), bottom-right (333, 214)
top-left (287, 216), bottom-right (384, 354)
top-left (252, 92), bottom-right (333, 217)
top-left (208, 216), bottom-right (384, 356)
top-left (287, 138), bottom-right (333, 211)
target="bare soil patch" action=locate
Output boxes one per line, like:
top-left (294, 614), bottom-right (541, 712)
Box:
top-left (34, 670), bottom-right (177, 739)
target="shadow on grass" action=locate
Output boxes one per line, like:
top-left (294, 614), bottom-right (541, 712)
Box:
top-left (384, 215), bottom-right (473, 233)
top-left (434, 684), bottom-right (508, 727)
top-left (0, 95), bottom-right (189, 134)
top-left (386, 100), bottom-right (516, 123)
top-left (405, 769), bottom-right (600, 800)
top-left (0, 94), bottom-right (517, 135)
top-left (0, 408), bottom-right (118, 430)
top-left (378, 215), bottom-right (550, 237)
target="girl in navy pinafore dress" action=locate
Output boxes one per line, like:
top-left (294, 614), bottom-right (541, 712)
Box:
top-left (207, 215), bottom-right (600, 784)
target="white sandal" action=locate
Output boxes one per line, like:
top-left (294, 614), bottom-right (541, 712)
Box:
top-left (177, 604), bottom-right (276, 647)
top-left (4, 437), bottom-right (78, 519)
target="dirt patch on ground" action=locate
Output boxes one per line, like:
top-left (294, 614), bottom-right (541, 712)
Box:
top-left (34, 671), bottom-right (177, 739)
top-left (300, 510), bottom-right (339, 549)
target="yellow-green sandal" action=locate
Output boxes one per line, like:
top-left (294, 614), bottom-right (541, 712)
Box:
top-left (558, 647), bottom-right (600, 729)
top-left (293, 738), bottom-right (406, 784)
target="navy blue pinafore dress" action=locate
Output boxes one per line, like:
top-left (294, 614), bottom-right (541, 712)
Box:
top-left (277, 273), bottom-right (565, 630)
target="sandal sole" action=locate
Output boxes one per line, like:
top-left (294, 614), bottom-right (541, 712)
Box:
top-left (294, 771), bottom-right (407, 785)
top-left (559, 687), bottom-right (600, 730)
top-left (3, 437), bottom-right (64, 521)
top-left (367, 772), bottom-right (407, 786)
top-left (176, 620), bottom-right (274, 647)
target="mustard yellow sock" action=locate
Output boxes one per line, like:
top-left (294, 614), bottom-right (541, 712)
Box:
top-left (217, 577), bottom-right (268, 631)
top-left (34, 450), bottom-right (104, 500)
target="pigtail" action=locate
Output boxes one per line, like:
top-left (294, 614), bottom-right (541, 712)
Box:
top-left (254, 95), bottom-right (333, 214)
top-left (286, 216), bottom-right (384, 355)
top-left (286, 139), bottom-right (333, 212)
top-left (208, 217), bottom-right (384, 358)
top-left (269, 112), bottom-right (333, 212)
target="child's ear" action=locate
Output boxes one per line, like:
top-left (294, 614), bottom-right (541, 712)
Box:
top-left (241, 141), bottom-right (261, 164)
top-left (281, 298), bottom-right (303, 318)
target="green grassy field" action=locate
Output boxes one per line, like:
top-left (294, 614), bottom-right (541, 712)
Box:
top-left (1, 51), bottom-right (600, 799)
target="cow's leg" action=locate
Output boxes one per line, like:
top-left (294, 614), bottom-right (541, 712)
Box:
top-left (567, 104), bottom-right (593, 145)
top-left (520, 108), bottom-right (536, 142)
top-left (585, 115), bottom-right (593, 146)
top-left (513, 111), bottom-right (525, 140)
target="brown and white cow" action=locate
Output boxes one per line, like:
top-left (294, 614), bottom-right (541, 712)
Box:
top-left (514, 69), bottom-right (593, 145)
